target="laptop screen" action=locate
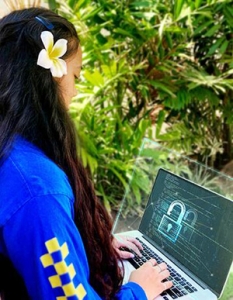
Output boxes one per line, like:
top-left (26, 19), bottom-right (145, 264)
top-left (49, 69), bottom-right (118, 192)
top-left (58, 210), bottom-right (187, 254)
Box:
top-left (139, 168), bottom-right (233, 296)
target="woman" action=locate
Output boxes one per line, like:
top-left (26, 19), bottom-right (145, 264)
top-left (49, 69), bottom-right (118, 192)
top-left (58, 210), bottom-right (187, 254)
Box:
top-left (0, 7), bottom-right (172, 300)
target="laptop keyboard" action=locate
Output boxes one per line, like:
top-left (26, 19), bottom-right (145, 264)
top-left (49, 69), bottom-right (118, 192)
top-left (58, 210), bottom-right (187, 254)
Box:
top-left (124, 238), bottom-right (198, 299)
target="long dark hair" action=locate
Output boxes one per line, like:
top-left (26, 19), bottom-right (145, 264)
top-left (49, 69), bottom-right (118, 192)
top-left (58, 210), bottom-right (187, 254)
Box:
top-left (0, 7), bottom-right (122, 299)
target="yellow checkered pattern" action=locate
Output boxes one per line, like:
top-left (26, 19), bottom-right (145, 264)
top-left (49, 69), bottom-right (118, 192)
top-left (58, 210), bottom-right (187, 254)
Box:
top-left (40, 237), bottom-right (87, 300)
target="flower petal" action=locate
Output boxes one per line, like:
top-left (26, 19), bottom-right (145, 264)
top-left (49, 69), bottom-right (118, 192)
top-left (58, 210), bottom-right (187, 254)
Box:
top-left (50, 58), bottom-right (67, 78)
top-left (37, 49), bottom-right (53, 69)
top-left (41, 31), bottom-right (54, 53)
top-left (50, 39), bottom-right (68, 58)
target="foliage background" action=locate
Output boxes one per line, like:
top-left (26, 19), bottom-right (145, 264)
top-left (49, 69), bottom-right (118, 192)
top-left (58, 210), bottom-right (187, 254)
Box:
top-left (45, 0), bottom-right (233, 214)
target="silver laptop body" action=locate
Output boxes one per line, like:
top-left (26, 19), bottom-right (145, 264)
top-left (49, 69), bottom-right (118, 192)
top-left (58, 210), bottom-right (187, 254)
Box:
top-left (118, 168), bottom-right (233, 300)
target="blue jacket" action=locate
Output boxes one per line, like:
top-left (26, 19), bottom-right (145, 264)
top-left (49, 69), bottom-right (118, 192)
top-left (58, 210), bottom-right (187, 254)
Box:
top-left (0, 137), bottom-right (146, 300)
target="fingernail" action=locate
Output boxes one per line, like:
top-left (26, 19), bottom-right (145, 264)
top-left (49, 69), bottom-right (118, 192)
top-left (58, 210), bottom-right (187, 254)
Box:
top-left (130, 253), bottom-right (135, 258)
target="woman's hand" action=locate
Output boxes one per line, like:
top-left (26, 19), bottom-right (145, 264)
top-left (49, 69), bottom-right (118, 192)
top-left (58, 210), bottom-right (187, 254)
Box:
top-left (129, 259), bottom-right (173, 300)
top-left (112, 235), bottom-right (143, 259)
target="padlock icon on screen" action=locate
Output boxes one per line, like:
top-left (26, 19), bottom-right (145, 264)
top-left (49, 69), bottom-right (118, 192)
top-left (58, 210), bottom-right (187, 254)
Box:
top-left (158, 201), bottom-right (186, 242)
top-left (183, 209), bottom-right (198, 241)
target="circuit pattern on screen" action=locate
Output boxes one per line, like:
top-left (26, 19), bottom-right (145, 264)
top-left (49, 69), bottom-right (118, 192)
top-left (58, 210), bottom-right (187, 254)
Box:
top-left (139, 170), bottom-right (233, 295)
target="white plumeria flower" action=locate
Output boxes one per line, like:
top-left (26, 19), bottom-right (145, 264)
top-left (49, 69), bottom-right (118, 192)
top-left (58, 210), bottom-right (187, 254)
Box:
top-left (37, 31), bottom-right (68, 78)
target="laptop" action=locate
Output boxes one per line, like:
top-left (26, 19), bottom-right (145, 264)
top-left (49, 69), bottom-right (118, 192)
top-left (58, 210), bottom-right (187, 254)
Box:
top-left (117, 168), bottom-right (233, 300)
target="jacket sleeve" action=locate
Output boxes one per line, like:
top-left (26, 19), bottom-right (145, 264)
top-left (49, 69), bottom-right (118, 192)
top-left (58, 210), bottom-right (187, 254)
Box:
top-left (3, 194), bottom-right (146, 300)
top-left (117, 282), bottom-right (147, 299)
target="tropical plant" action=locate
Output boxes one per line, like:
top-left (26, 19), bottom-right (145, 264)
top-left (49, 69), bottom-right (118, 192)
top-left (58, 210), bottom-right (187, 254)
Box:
top-left (152, 0), bottom-right (233, 169)
top-left (46, 0), bottom-right (233, 212)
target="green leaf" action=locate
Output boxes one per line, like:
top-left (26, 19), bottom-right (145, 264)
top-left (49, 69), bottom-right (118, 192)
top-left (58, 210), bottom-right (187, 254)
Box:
top-left (224, 5), bottom-right (233, 28)
top-left (80, 148), bottom-right (88, 167)
top-left (83, 69), bottom-right (104, 86)
top-left (130, 0), bottom-right (151, 8)
top-left (140, 148), bottom-right (168, 162)
top-left (156, 110), bottom-right (166, 137)
top-left (219, 39), bottom-right (229, 55)
top-left (138, 119), bottom-right (150, 134)
top-left (165, 32), bottom-right (173, 48)
top-left (68, 0), bottom-right (80, 9)
top-left (47, 0), bottom-right (58, 10)
top-left (193, 20), bottom-right (213, 36)
top-left (178, 6), bottom-right (192, 25)
top-left (195, 0), bottom-right (203, 9)
top-left (108, 167), bottom-right (127, 189)
top-left (81, 7), bottom-right (102, 21)
top-left (164, 89), bottom-right (191, 110)
top-left (174, 0), bottom-right (185, 19)
top-left (131, 185), bottom-right (141, 205)
top-left (132, 171), bottom-right (151, 194)
top-left (158, 14), bottom-right (169, 39)
top-left (206, 37), bottom-right (225, 56)
top-left (149, 80), bottom-right (176, 98)
top-left (204, 24), bottom-right (221, 37)
top-left (86, 154), bottom-right (98, 175)
top-left (113, 28), bottom-right (135, 38)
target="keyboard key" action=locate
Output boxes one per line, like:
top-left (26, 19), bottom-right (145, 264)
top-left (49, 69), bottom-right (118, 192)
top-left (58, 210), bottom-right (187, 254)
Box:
top-left (171, 287), bottom-right (184, 297)
top-left (167, 289), bottom-right (178, 299)
top-left (130, 238), bottom-right (197, 297)
top-left (184, 285), bottom-right (195, 293)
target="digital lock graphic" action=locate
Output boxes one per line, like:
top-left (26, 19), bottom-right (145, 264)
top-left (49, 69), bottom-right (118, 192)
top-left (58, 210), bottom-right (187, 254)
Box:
top-left (183, 209), bottom-right (198, 241)
top-left (158, 200), bottom-right (186, 242)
